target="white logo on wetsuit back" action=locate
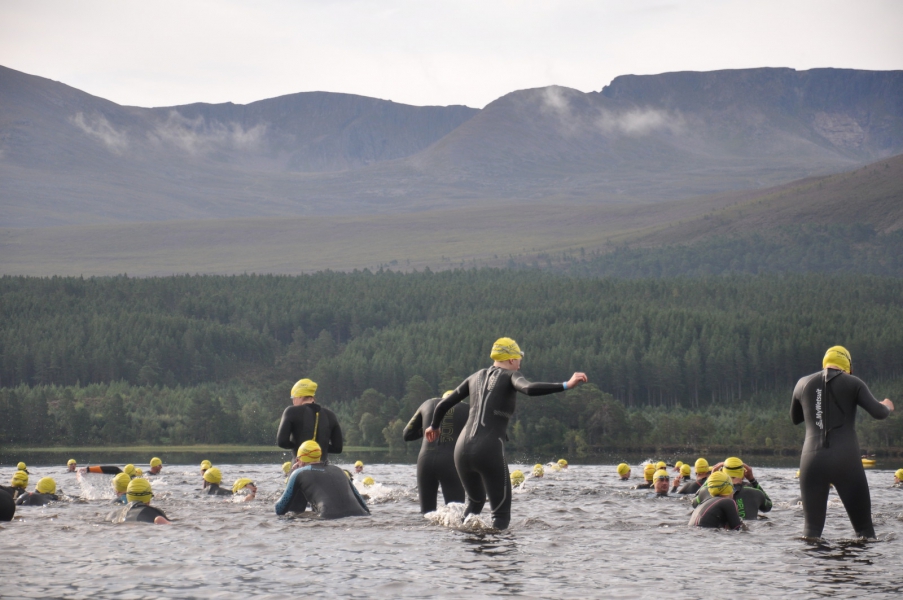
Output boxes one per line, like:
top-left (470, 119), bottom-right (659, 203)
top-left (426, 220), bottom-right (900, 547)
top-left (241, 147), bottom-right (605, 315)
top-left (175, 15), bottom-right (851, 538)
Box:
top-left (815, 388), bottom-right (823, 430)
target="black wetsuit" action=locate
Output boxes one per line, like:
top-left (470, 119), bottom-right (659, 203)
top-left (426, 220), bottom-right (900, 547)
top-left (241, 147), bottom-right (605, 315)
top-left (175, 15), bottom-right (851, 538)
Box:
top-left (677, 476), bottom-right (708, 495)
top-left (688, 496), bottom-right (743, 529)
top-left (693, 481), bottom-right (772, 520)
top-left (204, 483), bottom-right (232, 496)
top-left (15, 492), bottom-right (59, 506)
top-left (0, 485), bottom-right (26, 500)
top-left (0, 487), bottom-right (16, 521)
top-left (276, 402), bottom-right (343, 462)
top-left (633, 482), bottom-right (653, 490)
top-left (108, 501), bottom-right (169, 523)
top-left (431, 366), bottom-right (566, 530)
top-left (275, 463), bottom-right (370, 519)
top-left (792, 368), bottom-right (891, 538)
top-left (404, 396), bottom-right (469, 513)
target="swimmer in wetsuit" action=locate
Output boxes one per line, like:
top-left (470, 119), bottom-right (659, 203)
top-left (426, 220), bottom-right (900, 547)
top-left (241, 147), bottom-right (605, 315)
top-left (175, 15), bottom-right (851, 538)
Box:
top-left (672, 464), bottom-right (691, 493)
top-left (1, 471), bottom-right (29, 500)
top-left (617, 463), bottom-right (631, 480)
top-left (688, 471), bottom-right (743, 530)
top-left (148, 457), bottom-right (163, 475)
top-left (111, 473), bottom-right (131, 504)
top-left (404, 391), bottom-right (468, 513)
top-left (692, 457), bottom-right (772, 520)
top-left (16, 477), bottom-right (60, 506)
top-left (275, 441), bottom-right (370, 519)
top-left (79, 463), bottom-right (136, 477)
top-left (202, 468), bottom-right (232, 496)
top-left (232, 478), bottom-right (257, 501)
top-left (276, 378), bottom-right (343, 463)
top-left (792, 346), bottom-right (894, 539)
top-left (0, 487), bottom-right (15, 521)
top-left (425, 337), bottom-right (587, 530)
top-left (652, 469), bottom-right (670, 497)
top-left (107, 478), bottom-right (171, 524)
top-left (634, 464), bottom-right (655, 489)
top-left (676, 458), bottom-right (711, 495)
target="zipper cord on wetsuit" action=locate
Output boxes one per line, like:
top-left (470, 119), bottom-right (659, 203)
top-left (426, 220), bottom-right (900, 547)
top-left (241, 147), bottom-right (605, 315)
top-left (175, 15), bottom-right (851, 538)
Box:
top-left (313, 411), bottom-right (320, 440)
top-left (822, 370), bottom-right (829, 449)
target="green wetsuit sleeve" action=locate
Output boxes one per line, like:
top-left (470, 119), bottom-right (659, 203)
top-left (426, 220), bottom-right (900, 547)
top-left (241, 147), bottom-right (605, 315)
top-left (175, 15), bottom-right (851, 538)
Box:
top-left (510, 371), bottom-right (566, 396)
top-left (430, 379), bottom-right (471, 430)
top-left (403, 405), bottom-right (424, 442)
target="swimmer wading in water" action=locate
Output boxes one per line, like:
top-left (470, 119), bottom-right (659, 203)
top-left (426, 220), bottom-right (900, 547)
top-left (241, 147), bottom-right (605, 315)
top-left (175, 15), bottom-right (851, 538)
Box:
top-left (276, 378), bottom-right (343, 463)
top-left (791, 346), bottom-right (894, 539)
top-left (424, 337), bottom-right (587, 530)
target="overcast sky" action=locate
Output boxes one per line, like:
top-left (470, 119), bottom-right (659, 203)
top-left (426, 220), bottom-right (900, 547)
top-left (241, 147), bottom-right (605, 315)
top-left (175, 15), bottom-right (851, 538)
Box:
top-left (2, 0), bottom-right (901, 109)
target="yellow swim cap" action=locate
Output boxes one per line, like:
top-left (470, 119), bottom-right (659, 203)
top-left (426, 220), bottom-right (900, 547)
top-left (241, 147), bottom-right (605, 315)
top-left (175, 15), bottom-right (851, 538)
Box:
top-left (654, 469), bottom-right (669, 480)
top-left (17, 462), bottom-right (27, 471)
top-left (123, 464), bottom-right (136, 478)
top-left (67, 459), bottom-right (76, 466)
top-left (232, 478), bottom-right (255, 494)
top-left (511, 470), bottom-right (525, 486)
top-left (363, 476), bottom-right (375, 486)
top-left (680, 464), bottom-right (691, 477)
top-left (490, 337), bottom-right (524, 362)
top-left (795, 470), bottom-right (801, 478)
top-left (11, 471), bottom-right (28, 488)
top-left (558, 459), bottom-right (568, 467)
top-left (533, 464), bottom-right (544, 477)
top-left (695, 458), bottom-right (711, 474)
top-left (675, 461), bottom-right (684, 469)
top-left (723, 457), bottom-right (745, 478)
top-left (823, 346), bottom-right (852, 374)
top-left (656, 461), bottom-right (666, 470)
top-left (643, 464), bottom-right (655, 481)
top-left (297, 440), bottom-right (322, 463)
top-left (150, 457), bottom-right (162, 468)
top-left (282, 461), bottom-right (292, 474)
top-left (126, 478), bottom-right (153, 503)
top-left (291, 378), bottom-right (318, 398)
top-left (36, 477), bottom-right (56, 495)
top-left (617, 463), bottom-right (630, 476)
top-left (706, 471), bottom-right (734, 497)
top-left (134, 468), bottom-right (143, 477)
top-left (200, 460), bottom-right (212, 470)
top-left (203, 467), bottom-right (223, 484)
top-left (894, 468), bottom-right (903, 479)
top-left (112, 472), bottom-right (131, 493)
top-left (354, 461), bottom-right (364, 468)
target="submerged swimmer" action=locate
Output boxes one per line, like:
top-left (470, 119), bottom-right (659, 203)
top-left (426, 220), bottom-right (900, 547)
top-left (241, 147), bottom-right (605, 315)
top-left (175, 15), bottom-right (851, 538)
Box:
top-left (354, 461), bottom-right (364, 474)
top-left (792, 346), bottom-right (894, 539)
top-left (558, 459), bottom-right (568, 470)
top-left (16, 477), bottom-right (59, 506)
top-left (893, 469), bottom-right (903, 488)
top-left (404, 390), bottom-right (468, 514)
top-left (688, 471), bottom-right (743, 530)
top-left (275, 441), bottom-right (370, 519)
top-left (232, 478), bottom-right (257, 501)
top-left (425, 337), bottom-right (587, 530)
top-left (532, 464), bottom-right (545, 478)
top-left (108, 478), bottom-right (171, 524)
top-left (671, 464), bottom-right (691, 493)
top-left (276, 378), bottom-right (343, 463)
top-left (111, 473), bottom-right (131, 504)
top-left (510, 470), bottom-right (525, 488)
top-left (634, 464), bottom-right (655, 489)
top-left (202, 468), bottom-right (232, 496)
top-left (148, 457), bottom-right (163, 475)
top-left (673, 461), bottom-right (684, 474)
top-left (200, 460), bottom-right (212, 475)
top-left (617, 463), bottom-right (631, 480)
top-left (652, 469), bottom-right (670, 497)
top-left (676, 458), bottom-right (711, 495)
top-left (67, 459), bottom-right (77, 472)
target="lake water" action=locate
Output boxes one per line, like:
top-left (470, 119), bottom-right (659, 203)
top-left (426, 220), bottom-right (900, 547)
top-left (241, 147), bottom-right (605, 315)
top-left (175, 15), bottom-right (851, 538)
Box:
top-left (3, 460), bottom-right (903, 599)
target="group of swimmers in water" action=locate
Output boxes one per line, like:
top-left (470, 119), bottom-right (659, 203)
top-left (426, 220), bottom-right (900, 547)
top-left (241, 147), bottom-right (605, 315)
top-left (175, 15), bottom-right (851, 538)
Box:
top-left (1, 341), bottom-right (897, 539)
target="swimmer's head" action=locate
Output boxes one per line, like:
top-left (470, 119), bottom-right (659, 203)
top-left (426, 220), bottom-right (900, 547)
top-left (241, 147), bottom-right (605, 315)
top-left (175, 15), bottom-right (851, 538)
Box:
top-left (126, 478), bottom-right (153, 504)
top-left (200, 460), bottom-right (212, 473)
top-left (558, 459), bottom-right (568, 468)
top-left (653, 469), bottom-right (670, 493)
top-left (232, 478), bottom-right (256, 494)
top-left (656, 461), bottom-right (666, 471)
top-left (723, 457), bottom-right (745, 480)
top-left (674, 461), bottom-right (684, 471)
top-left (442, 390), bottom-right (455, 399)
top-left (123, 464), bottom-right (137, 478)
top-left (510, 470), bottom-right (525, 487)
top-left (354, 460), bottom-right (364, 473)
top-left (297, 440), bottom-right (322, 464)
top-left (203, 467), bottom-right (223, 484)
top-left (112, 472), bottom-right (131, 494)
top-left (680, 464), bottom-right (691, 477)
top-left (490, 337), bottom-right (524, 363)
top-left (643, 464), bottom-right (656, 481)
top-left (134, 468), bottom-right (143, 477)
top-left (290, 378), bottom-right (318, 401)
top-left (823, 346), bottom-right (852, 374)
top-left (282, 461), bottom-right (292, 475)
top-left (36, 477), bottom-right (56, 495)
top-left (617, 463), bottom-right (631, 478)
top-left (362, 476), bottom-right (375, 486)
top-left (149, 457), bottom-right (162, 473)
top-left (705, 471), bottom-right (734, 497)
top-left (654, 469), bottom-right (669, 481)
top-left (533, 464), bottom-right (544, 478)
top-left (67, 459), bottom-right (77, 471)
top-left (894, 469), bottom-right (903, 483)
top-left (10, 471), bottom-right (28, 489)
top-left (694, 458), bottom-right (711, 475)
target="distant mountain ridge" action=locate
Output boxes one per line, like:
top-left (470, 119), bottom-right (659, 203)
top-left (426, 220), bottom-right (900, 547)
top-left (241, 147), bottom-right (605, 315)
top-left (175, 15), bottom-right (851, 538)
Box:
top-left (1, 65), bottom-right (902, 227)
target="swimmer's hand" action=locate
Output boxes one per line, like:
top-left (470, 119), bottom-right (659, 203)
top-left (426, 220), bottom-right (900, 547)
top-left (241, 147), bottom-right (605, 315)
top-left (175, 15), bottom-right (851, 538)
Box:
top-left (711, 462), bottom-right (725, 472)
top-left (743, 465), bottom-right (755, 481)
top-left (882, 398), bottom-right (894, 411)
top-left (424, 426), bottom-right (439, 443)
top-left (567, 373), bottom-right (588, 389)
